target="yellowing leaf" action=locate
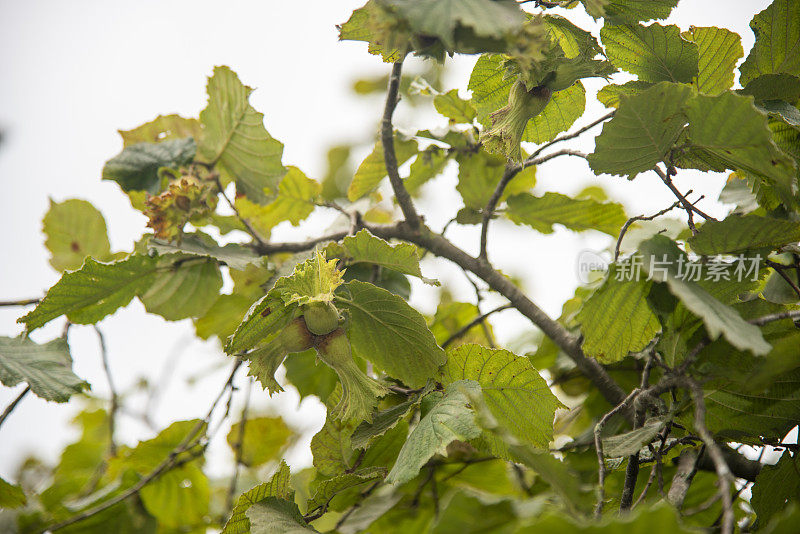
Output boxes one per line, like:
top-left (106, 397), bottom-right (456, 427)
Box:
top-left (42, 199), bottom-right (112, 272)
top-left (348, 138), bottom-right (417, 201)
top-left (197, 66), bottom-right (286, 204)
top-left (227, 416), bottom-right (292, 467)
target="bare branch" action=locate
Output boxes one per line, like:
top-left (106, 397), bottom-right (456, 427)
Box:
top-left (441, 303), bottom-right (514, 348)
top-left (382, 61), bottom-right (421, 229)
top-left (226, 378), bottom-right (252, 512)
top-left (0, 298), bottom-right (40, 307)
top-left (594, 388), bottom-right (641, 516)
top-left (94, 326), bottom-right (119, 456)
top-left (681, 377), bottom-right (735, 534)
top-left (0, 386), bottom-right (30, 430)
top-left (654, 166), bottom-right (716, 234)
top-left (213, 175), bottom-right (269, 248)
top-left (479, 149), bottom-right (588, 260)
top-left (766, 259), bottom-right (800, 301)
top-left (667, 448), bottom-right (700, 508)
top-left (615, 198), bottom-right (684, 260)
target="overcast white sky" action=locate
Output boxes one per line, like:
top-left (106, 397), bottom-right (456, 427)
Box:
top-left (0, 0), bottom-right (772, 480)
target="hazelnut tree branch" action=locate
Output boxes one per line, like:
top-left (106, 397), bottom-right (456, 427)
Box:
top-left (382, 60), bottom-right (422, 229)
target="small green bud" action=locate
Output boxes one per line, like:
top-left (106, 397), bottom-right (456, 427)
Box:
top-left (303, 301), bottom-right (340, 336)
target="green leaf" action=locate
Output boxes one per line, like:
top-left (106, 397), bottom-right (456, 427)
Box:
top-left (194, 293), bottom-right (254, 341)
top-left (386, 380), bottom-right (482, 485)
top-left (114, 420), bottom-right (209, 529)
top-left (602, 416), bottom-right (668, 457)
top-left (347, 137), bottom-right (417, 201)
top-left (311, 387), bottom-right (359, 477)
top-left (227, 416), bottom-right (292, 468)
top-left (516, 503), bottom-right (695, 533)
top-left (0, 476), bottom-right (26, 509)
top-left (434, 89), bottom-right (476, 124)
top-left (307, 467), bottom-right (386, 513)
top-left (577, 268), bottom-right (661, 364)
top-left (740, 73), bottom-right (800, 103)
top-left (284, 349), bottom-right (339, 402)
top-left (739, 0), bottom-right (800, 86)
top-left (0, 336), bottom-right (86, 402)
top-left (19, 254), bottom-right (160, 331)
top-left (383, 0), bottom-right (525, 48)
top-left (522, 82), bottom-right (586, 144)
top-left (43, 199), bottom-right (113, 272)
top-left (639, 235), bottom-right (771, 355)
top-left (682, 26), bottom-right (743, 95)
top-left (442, 344), bottom-right (563, 449)
top-left (247, 498), bottom-right (318, 534)
top-left (596, 80), bottom-right (652, 108)
top-left (683, 92), bottom-right (797, 201)
top-left (601, 22), bottom-right (699, 83)
top-left (341, 280), bottom-right (446, 388)
top-left (468, 54), bottom-right (514, 125)
top-left (140, 258), bottom-right (222, 321)
top-left (351, 384), bottom-right (433, 449)
top-left (235, 166), bottom-right (321, 235)
top-left (455, 149), bottom-right (535, 210)
top-left (506, 191), bottom-right (627, 236)
top-left (431, 491), bottom-right (515, 534)
top-left (582, 0), bottom-right (679, 23)
top-left (197, 66), bottom-right (286, 204)
top-left (588, 82), bottom-right (693, 177)
top-left (688, 214), bottom-right (800, 255)
top-left (339, 229), bottom-right (436, 284)
top-left (274, 251), bottom-right (344, 306)
top-left (118, 114), bottom-right (202, 147)
top-left (751, 451), bottom-right (800, 526)
top-left (102, 138), bottom-right (196, 193)
top-left (225, 294), bottom-right (297, 354)
top-left (223, 461), bottom-right (293, 534)
top-left (147, 232), bottom-right (261, 271)
top-left (405, 146), bottom-right (451, 194)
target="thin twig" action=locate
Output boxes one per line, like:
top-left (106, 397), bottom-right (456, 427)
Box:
top-left (748, 308), bottom-right (800, 326)
top-left (0, 386), bottom-right (30, 430)
top-left (766, 259), bottom-right (800, 300)
top-left (479, 148), bottom-right (588, 260)
top-left (615, 199), bottom-right (684, 260)
top-left (94, 326), bottom-right (118, 456)
top-left (213, 175), bottom-right (269, 248)
top-left (654, 166), bottom-right (715, 234)
top-left (680, 377), bottom-right (735, 534)
top-left (594, 388), bottom-right (641, 517)
top-left (441, 304), bottom-right (513, 348)
top-left (45, 360), bottom-right (242, 533)
top-left (226, 378), bottom-right (252, 512)
top-left (0, 298), bottom-right (40, 307)
top-left (382, 61), bottom-right (421, 229)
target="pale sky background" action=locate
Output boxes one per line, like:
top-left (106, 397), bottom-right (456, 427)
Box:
top-left (0, 0), bottom-right (773, 483)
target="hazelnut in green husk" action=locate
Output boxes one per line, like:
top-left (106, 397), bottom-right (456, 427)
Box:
top-left (480, 80), bottom-right (552, 162)
top-left (247, 317), bottom-right (314, 394)
top-left (302, 300), bottom-right (340, 336)
top-left (315, 328), bottom-right (387, 422)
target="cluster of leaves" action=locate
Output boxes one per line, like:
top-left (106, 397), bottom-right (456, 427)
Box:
top-left (2, 0), bottom-right (800, 533)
